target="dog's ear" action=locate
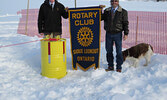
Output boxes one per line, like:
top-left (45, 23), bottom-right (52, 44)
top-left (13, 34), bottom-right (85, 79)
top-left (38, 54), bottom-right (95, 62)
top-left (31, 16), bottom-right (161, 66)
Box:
top-left (122, 51), bottom-right (126, 61)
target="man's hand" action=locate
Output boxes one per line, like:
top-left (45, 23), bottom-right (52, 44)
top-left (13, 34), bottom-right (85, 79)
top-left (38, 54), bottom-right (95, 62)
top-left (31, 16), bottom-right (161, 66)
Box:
top-left (123, 35), bottom-right (128, 41)
top-left (99, 5), bottom-right (105, 9)
top-left (65, 7), bottom-right (69, 12)
top-left (40, 33), bottom-right (44, 36)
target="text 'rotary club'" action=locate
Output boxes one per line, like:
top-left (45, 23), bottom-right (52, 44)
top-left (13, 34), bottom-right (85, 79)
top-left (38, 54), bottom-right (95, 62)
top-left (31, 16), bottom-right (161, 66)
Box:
top-left (72, 12), bottom-right (98, 26)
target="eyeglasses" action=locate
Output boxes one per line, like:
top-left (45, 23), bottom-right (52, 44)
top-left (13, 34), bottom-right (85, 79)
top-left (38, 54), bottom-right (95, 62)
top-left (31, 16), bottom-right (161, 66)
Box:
top-left (110, 0), bottom-right (118, 2)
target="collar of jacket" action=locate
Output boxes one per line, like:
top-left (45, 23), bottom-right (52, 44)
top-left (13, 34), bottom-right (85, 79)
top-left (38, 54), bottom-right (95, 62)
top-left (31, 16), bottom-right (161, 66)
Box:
top-left (106, 5), bottom-right (122, 12)
top-left (44, 0), bottom-right (57, 6)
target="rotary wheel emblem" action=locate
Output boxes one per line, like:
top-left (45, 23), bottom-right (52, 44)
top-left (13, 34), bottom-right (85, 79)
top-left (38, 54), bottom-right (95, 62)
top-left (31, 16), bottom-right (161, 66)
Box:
top-left (77, 27), bottom-right (93, 47)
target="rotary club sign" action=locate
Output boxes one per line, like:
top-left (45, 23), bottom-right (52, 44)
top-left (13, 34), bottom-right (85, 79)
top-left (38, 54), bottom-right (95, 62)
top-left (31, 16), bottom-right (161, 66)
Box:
top-left (69, 6), bottom-right (101, 71)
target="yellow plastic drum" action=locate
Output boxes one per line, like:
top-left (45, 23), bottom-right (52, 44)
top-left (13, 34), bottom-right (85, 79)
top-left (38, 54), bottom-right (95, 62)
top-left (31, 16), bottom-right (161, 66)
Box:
top-left (40, 38), bottom-right (67, 79)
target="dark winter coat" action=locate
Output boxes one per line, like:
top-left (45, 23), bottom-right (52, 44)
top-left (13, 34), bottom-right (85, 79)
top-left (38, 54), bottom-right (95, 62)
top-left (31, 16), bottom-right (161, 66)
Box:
top-left (38, 0), bottom-right (68, 34)
top-left (101, 5), bottom-right (129, 35)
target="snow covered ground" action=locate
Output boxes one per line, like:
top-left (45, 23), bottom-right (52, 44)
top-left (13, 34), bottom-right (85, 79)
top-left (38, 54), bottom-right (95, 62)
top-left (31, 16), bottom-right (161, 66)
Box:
top-left (0, 0), bottom-right (167, 100)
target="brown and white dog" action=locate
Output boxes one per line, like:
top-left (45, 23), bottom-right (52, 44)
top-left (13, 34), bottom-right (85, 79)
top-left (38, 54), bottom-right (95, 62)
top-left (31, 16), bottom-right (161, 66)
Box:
top-left (122, 43), bottom-right (154, 67)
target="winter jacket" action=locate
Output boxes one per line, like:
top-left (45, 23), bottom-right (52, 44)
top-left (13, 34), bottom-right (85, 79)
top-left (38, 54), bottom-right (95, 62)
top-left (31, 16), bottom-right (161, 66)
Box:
top-left (101, 5), bottom-right (129, 35)
top-left (38, 0), bottom-right (68, 34)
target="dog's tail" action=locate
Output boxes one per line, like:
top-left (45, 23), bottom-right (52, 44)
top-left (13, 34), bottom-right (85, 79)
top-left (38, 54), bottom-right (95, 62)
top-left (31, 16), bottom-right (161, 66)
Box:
top-left (149, 44), bottom-right (154, 52)
top-left (148, 44), bottom-right (154, 56)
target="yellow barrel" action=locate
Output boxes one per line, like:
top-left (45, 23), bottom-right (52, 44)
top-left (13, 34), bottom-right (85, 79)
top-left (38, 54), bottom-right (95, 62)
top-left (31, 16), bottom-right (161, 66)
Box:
top-left (40, 38), bottom-right (67, 79)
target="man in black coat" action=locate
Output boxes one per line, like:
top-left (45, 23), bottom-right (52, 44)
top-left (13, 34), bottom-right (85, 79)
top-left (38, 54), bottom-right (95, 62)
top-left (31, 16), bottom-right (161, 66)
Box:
top-left (101, 0), bottom-right (129, 72)
top-left (38, 0), bottom-right (68, 38)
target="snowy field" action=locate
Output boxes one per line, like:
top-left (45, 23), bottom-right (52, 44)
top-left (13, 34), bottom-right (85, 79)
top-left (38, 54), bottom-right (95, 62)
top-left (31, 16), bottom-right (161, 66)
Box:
top-left (0, 0), bottom-right (167, 100)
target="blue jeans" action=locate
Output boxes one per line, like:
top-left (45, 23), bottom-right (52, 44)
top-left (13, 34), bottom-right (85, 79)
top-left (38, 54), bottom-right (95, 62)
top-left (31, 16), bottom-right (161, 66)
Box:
top-left (105, 32), bottom-right (123, 70)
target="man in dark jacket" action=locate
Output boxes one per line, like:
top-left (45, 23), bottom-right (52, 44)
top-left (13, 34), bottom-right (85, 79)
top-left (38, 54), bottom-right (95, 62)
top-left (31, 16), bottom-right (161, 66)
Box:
top-left (101, 0), bottom-right (129, 72)
top-left (38, 0), bottom-right (68, 38)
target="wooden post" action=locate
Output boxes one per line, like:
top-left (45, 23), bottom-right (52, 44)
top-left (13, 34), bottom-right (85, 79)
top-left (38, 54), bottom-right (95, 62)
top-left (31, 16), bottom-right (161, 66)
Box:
top-left (135, 16), bottom-right (139, 45)
top-left (25, 0), bottom-right (29, 35)
top-left (75, 0), bottom-right (76, 8)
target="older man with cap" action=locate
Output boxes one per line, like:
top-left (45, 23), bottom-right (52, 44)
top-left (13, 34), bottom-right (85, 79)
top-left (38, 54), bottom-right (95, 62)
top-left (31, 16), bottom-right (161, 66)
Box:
top-left (101, 0), bottom-right (129, 72)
